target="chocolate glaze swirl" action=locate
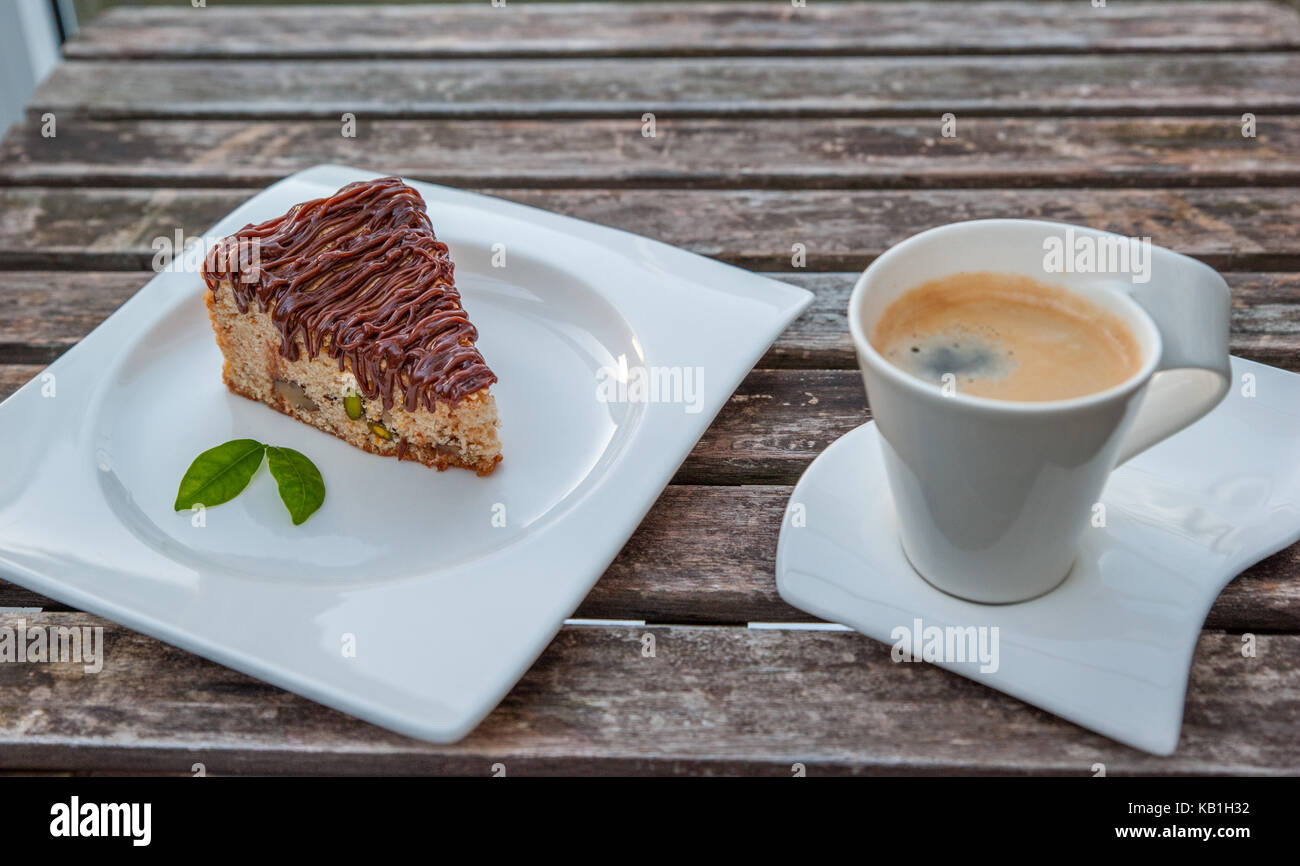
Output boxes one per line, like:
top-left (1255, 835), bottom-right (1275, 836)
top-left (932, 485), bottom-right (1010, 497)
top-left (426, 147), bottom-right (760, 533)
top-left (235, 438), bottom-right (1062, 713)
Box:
top-left (202, 177), bottom-right (496, 410)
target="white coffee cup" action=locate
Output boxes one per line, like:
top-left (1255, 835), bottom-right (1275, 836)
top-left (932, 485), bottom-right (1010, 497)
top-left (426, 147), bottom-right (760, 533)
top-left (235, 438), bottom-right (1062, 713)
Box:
top-left (848, 219), bottom-right (1232, 603)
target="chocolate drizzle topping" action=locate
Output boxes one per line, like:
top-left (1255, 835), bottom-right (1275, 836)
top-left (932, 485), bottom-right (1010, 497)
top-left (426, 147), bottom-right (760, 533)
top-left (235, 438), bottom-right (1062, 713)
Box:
top-left (202, 177), bottom-right (496, 410)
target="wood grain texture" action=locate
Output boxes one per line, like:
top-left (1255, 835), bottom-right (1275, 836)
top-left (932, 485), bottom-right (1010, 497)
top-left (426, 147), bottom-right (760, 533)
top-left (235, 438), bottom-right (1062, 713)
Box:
top-left (2, 271), bottom-right (1297, 369)
top-left (0, 188), bottom-right (243, 271)
top-left (0, 273), bottom-right (140, 363)
top-left (61, 2), bottom-right (1300, 59)
top-left (3, 187), bottom-right (1299, 272)
top-left (0, 613), bottom-right (1293, 775)
top-left (28, 54), bottom-right (1300, 121)
top-left (4, 117), bottom-right (1298, 189)
top-left (0, 364), bottom-right (42, 400)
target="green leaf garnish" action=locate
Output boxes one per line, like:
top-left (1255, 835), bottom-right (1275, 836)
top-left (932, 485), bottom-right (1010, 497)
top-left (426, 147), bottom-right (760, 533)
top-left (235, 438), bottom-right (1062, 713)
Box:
top-left (175, 439), bottom-right (327, 526)
top-left (265, 445), bottom-right (326, 526)
top-left (174, 439), bottom-right (267, 511)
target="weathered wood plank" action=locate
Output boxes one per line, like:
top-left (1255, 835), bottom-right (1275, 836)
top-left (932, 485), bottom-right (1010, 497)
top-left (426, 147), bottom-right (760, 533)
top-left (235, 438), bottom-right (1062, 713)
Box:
top-left (29, 54), bottom-right (1300, 120)
top-left (0, 188), bottom-right (243, 271)
top-left (499, 188), bottom-right (1300, 271)
top-left (5, 117), bottom-right (1298, 189)
top-left (0, 613), bottom-right (1293, 774)
top-left (0, 364), bottom-right (42, 399)
top-left (673, 368), bottom-right (869, 483)
top-left (3, 187), bottom-right (1299, 272)
top-left (2, 271), bottom-right (1297, 369)
top-left (0, 274), bottom-right (140, 363)
top-left (62, 3), bottom-right (1300, 59)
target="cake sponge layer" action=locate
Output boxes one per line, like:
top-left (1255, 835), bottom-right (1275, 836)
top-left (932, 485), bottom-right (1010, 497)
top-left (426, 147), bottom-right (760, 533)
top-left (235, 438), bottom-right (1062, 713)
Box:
top-left (207, 280), bottom-right (501, 475)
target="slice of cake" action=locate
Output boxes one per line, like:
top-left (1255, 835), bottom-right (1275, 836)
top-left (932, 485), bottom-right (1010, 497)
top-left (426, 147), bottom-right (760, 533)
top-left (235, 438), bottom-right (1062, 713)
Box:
top-left (202, 177), bottom-right (502, 475)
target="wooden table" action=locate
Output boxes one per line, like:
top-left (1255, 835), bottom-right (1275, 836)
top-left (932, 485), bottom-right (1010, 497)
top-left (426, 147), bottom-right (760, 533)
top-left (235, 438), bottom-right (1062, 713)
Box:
top-left (1, 1), bottom-right (1298, 776)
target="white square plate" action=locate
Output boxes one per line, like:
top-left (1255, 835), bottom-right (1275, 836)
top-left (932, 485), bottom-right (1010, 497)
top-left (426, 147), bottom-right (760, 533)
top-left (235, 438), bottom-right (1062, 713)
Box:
top-left (0, 165), bottom-right (812, 742)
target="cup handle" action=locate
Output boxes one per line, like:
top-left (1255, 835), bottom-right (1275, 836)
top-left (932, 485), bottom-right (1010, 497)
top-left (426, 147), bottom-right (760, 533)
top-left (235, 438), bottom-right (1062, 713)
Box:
top-left (1113, 255), bottom-right (1232, 465)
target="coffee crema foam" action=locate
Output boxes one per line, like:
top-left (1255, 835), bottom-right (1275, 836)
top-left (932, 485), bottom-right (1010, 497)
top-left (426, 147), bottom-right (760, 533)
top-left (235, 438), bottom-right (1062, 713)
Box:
top-left (871, 272), bottom-right (1143, 402)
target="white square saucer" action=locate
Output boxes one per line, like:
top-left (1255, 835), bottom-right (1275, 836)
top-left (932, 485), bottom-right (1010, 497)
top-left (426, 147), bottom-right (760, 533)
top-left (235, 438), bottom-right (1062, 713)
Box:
top-left (776, 357), bottom-right (1300, 754)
